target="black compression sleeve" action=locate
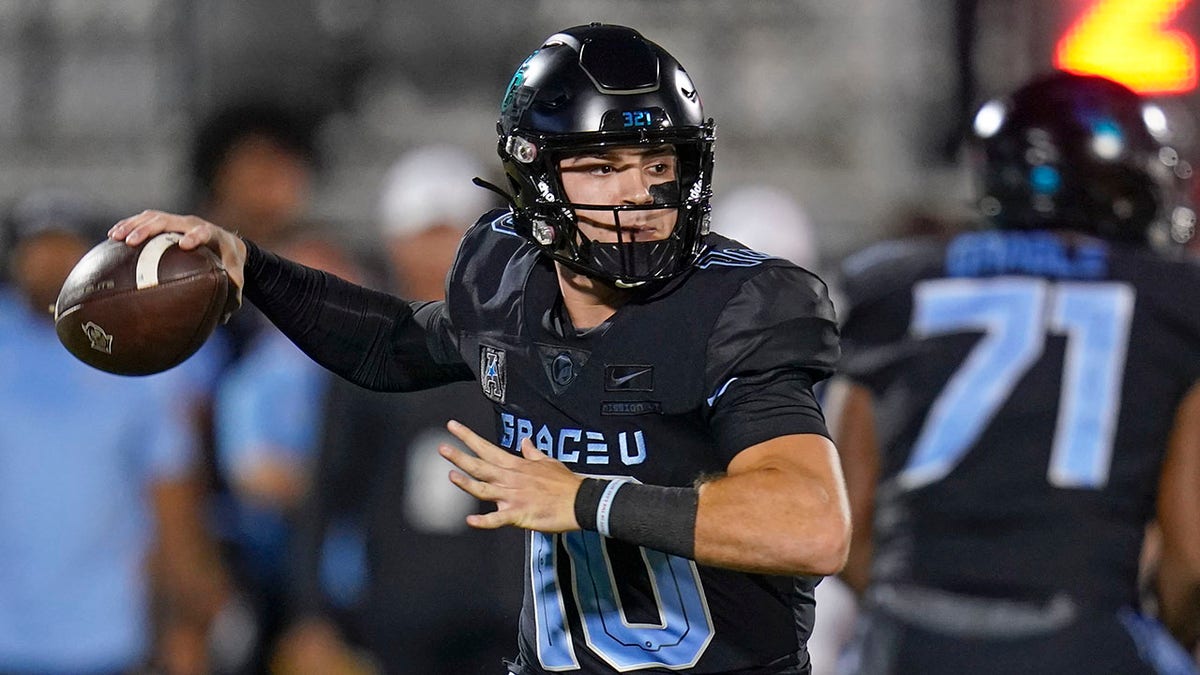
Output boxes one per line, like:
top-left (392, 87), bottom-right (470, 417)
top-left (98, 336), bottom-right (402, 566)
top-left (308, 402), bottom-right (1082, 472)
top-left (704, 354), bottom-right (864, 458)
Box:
top-left (243, 240), bottom-right (474, 391)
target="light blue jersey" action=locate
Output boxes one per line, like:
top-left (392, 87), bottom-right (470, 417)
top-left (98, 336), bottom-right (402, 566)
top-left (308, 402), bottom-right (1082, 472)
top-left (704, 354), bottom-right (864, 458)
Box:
top-left (0, 287), bottom-right (199, 672)
top-left (215, 329), bottom-right (328, 587)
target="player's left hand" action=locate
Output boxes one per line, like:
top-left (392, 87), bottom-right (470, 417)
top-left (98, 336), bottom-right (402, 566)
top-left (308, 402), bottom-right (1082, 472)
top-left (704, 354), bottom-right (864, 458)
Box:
top-left (440, 419), bottom-right (585, 533)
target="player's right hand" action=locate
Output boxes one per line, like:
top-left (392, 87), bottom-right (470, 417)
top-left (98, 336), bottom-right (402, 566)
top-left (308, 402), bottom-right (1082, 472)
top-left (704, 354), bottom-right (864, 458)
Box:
top-left (109, 210), bottom-right (246, 318)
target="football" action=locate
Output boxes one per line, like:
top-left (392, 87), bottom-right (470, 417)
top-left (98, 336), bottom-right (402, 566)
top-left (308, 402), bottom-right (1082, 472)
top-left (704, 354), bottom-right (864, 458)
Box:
top-left (54, 232), bottom-right (230, 375)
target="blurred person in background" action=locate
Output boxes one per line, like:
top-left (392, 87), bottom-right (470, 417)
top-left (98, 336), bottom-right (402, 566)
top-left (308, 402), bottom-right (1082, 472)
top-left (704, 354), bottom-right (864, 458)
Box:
top-left (0, 190), bottom-right (231, 675)
top-left (214, 225), bottom-right (369, 674)
top-left (187, 100), bottom-right (322, 366)
top-left (178, 102), bottom-right (323, 672)
top-left (188, 101), bottom-right (319, 251)
top-left (829, 72), bottom-right (1200, 674)
top-left (711, 185), bottom-right (857, 675)
top-left (273, 144), bottom-right (523, 675)
top-left (711, 184), bottom-right (820, 271)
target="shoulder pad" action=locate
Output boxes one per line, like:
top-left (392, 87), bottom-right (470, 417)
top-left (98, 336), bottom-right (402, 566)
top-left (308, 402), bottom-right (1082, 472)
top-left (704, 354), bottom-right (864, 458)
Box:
top-left (839, 237), bottom-right (945, 309)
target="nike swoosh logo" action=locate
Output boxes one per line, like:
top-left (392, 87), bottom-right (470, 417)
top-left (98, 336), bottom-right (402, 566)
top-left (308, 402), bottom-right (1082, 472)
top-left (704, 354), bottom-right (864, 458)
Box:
top-left (610, 368), bottom-right (652, 386)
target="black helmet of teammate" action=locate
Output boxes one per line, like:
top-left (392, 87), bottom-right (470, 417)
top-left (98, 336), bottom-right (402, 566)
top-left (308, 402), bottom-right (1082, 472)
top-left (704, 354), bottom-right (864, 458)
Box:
top-left (970, 71), bottom-right (1195, 249)
top-left (494, 23), bottom-right (716, 287)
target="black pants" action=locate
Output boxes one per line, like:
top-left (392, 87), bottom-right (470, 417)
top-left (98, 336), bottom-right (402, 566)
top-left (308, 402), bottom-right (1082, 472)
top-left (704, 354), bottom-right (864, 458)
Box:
top-left (840, 587), bottom-right (1196, 675)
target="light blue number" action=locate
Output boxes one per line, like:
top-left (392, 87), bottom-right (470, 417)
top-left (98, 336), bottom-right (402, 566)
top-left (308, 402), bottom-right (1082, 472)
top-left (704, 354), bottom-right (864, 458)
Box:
top-left (564, 531), bottom-right (713, 671)
top-left (1046, 282), bottom-right (1133, 487)
top-left (902, 279), bottom-right (1045, 489)
top-left (623, 111), bottom-right (635, 127)
top-left (530, 526), bottom-right (714, 671)
top-left (901, 279), bottom-right (1133, 491)
top-left (531, 529), bottom-right (580, 669)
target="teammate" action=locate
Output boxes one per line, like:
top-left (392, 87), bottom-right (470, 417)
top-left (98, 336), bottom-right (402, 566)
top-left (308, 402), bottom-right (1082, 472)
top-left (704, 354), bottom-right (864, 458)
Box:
top-left (829, 72), bottom-right (1200, 673)
top-left (109, 24), bottom-right (850, 675)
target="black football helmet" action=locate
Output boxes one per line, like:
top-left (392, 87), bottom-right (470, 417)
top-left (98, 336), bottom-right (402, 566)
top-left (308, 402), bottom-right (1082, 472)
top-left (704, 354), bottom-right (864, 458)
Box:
top-left (488, 23), bottom-right (716, 287)
top-left (970, 71), bottom-right (1195, 249)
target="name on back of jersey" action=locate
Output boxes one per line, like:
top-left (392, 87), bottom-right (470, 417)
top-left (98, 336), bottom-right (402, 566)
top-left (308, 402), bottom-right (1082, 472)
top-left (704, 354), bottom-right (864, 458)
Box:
top-left (947, 230), bottom-right (1108, 279)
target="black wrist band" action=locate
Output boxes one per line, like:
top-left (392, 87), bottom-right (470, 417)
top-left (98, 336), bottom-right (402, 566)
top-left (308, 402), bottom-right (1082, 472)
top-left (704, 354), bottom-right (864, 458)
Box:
top-left (574, 477), bottom-right (609, 531)
top-left (608, 483), bottom-right (699, 559)
top-left (573, 477), bottom-right (699, 560)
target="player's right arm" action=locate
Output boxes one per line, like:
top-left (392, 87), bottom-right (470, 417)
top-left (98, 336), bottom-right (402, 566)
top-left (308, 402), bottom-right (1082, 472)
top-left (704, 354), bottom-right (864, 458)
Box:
top-left (688, 264), bottom-right (850, 576)
top-left (109, 210), bottom-right (474, 391)
top-left (1155, 380), bottom-right (1200, 651)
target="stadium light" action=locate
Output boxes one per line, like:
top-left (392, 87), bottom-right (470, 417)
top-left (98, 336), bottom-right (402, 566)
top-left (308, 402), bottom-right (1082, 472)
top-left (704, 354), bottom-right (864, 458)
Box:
top-left (1055, 0), bottom-right (1197, 95)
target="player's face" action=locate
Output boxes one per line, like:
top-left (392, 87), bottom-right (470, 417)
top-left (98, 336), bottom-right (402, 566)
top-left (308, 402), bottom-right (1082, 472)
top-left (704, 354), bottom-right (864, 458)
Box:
top-left (211, 135), bottom-right (312, 241)
top-left (558, 145), bottom-right (678, 243)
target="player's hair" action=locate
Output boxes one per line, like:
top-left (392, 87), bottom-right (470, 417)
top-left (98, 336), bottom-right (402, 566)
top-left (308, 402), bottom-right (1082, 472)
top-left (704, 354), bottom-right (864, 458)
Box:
top-left (188, 101), bottom-right (320, 205)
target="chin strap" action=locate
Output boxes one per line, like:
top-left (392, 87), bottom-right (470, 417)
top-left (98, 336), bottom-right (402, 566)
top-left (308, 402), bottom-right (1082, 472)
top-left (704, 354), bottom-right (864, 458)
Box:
top-left (472, 177), bottom-right (518, 209)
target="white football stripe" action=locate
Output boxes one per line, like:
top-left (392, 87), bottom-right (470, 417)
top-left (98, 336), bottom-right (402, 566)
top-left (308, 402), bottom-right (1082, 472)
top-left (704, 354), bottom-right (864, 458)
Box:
top-left (135, 232), bottom-right (183, 289)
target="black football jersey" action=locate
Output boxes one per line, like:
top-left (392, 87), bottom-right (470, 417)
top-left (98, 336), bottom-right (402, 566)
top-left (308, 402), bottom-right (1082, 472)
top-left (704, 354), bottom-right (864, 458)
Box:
top-left (838, 229), bottom-right (1200, 610)
top-left (437, 210), bottom-right (840, 674)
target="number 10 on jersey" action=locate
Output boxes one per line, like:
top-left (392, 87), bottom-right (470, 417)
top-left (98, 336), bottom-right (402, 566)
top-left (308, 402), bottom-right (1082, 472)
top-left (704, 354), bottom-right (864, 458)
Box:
top-left (530, 519), bottom-right (715, 671)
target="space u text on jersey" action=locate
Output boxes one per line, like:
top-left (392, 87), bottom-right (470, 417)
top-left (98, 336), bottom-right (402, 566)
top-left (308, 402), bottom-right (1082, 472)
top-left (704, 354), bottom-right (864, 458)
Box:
top-left (498, 411), bottom-right (648, 466)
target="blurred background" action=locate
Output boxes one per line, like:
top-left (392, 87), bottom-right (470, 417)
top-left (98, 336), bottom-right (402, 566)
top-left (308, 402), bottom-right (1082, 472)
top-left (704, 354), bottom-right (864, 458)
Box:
top-left (2, 0), bottom-right (1198, 263)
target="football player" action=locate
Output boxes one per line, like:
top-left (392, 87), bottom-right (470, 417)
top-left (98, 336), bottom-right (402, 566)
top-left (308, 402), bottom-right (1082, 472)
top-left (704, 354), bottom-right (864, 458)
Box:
top-left (110, 24), bottom-right (851, 675)
top-left (829, 72), bottom-right (1200, 673)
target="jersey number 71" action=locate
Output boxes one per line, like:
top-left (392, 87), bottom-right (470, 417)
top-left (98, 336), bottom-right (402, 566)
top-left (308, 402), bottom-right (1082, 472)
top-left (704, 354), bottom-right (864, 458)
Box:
top-left (899, 277), bottom-right (1134, 491)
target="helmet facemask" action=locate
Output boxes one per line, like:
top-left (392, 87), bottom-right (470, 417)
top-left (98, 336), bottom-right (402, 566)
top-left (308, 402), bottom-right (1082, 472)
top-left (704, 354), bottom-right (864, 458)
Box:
top-left (502, 128), bottom-right (714, 287)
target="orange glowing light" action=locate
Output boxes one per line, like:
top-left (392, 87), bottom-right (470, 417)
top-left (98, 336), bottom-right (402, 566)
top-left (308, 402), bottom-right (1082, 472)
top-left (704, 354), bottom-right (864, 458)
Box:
top-left (1055, 0), bottom-right (1197, 94)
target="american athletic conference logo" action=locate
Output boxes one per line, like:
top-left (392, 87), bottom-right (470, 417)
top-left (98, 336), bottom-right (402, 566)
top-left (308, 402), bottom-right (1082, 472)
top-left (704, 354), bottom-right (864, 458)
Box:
top-left (480, 345), bottom-right (507, 403)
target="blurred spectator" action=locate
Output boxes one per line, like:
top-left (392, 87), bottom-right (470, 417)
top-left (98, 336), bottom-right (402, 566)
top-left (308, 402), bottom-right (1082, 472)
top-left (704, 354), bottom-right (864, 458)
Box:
top-left (0, 190), bottom-right (230, 675)
top-left (710, 184), bottom-right (856, 675)
top-left (214, 225), bottom-right (368, 674)
top-left (889, 205), bottom-right (967, 241)
top-left (378, 144), bottom-right (491, 300)
top-left (181, 103), bottom-right (323, 673)
top-left (187, 100), bottom-right (321, 364)
top-left (189, 101), bottom-right (319, 247)
top-left (711, 184), bottom-right (820, 271)
top-left (273, 145), bottom-right (523, 675)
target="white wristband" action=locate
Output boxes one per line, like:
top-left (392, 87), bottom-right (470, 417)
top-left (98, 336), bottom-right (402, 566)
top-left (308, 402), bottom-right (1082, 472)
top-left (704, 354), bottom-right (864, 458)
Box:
top-left (596, 478), bottom-right (630, 538)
